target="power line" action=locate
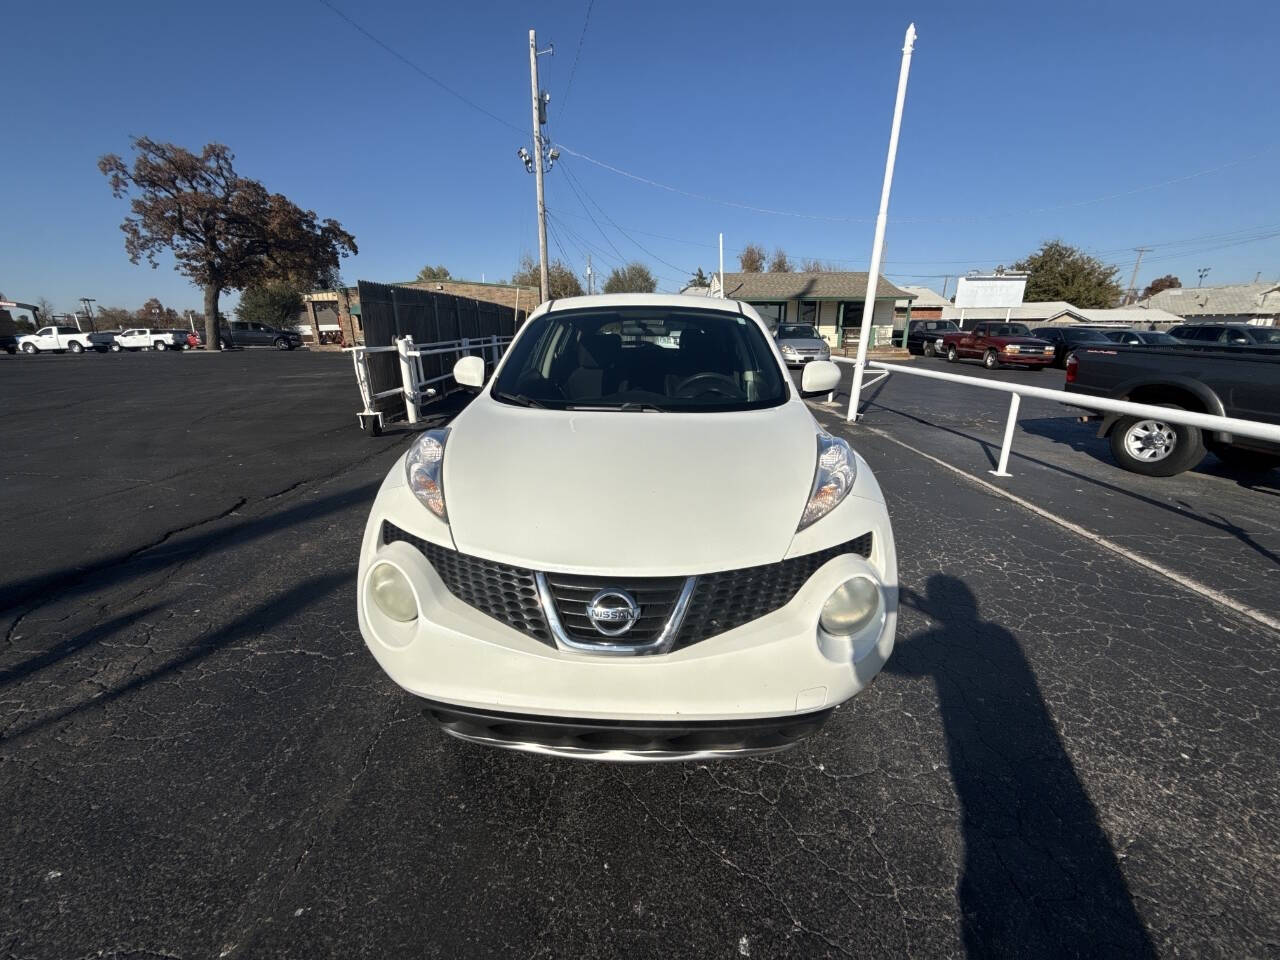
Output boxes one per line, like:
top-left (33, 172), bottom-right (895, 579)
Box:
top-left (316, 0), bottom-right (524, 134)
top-left (559, 0), bottom-right (594, 119)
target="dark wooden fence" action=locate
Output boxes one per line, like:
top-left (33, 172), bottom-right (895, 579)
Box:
top-left (357, 281), bottom-right (524, 413)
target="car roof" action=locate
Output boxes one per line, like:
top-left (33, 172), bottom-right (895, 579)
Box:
top-left (543, 293), bottom-right (747, 315)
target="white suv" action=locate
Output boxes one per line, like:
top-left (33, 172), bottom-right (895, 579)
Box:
top-left (357, 294), bottom-right (897, 761)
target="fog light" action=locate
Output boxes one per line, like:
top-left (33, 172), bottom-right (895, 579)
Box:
top-left (370, 563), bottom-right (417, 622)
top-left (820, 577), bottom-right (881, 636)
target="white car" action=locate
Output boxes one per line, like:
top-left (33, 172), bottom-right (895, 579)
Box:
top-left (357, 294), bottom-right (897, 761)
top-left (111, 328), bottom-right (187, 351)
top-left (18, 325), bottom-right (113, 354)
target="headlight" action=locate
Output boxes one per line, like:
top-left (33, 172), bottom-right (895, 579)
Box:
top-left (369, 562), bottom-right (418, 622)
top-left (820, 576), bottom-right (882, 636)
top-left (781, 345), bottom-right (798, 356)
top-left (798, 431), bottom-right (857, 530)
top-left (405, 428), bottom-right (450, 520)
top-left (1004, 344), bottom-right (1021, 354)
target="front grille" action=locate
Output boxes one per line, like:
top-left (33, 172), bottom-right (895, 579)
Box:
top-left (675, 533), bottom-right (872, 650)
top-left (543, 573), bottom-right (686, 647)
top-left (382, 522), bottom-right (871, 652)
top-left (382, 523), bottom-right (552, 645)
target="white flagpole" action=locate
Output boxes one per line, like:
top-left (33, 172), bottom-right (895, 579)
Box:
top-left (848, 23), bottom-right (916, 422)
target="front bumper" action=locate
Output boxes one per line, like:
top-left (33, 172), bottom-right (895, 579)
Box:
top-left (356, 464), bottom-right (897, 758)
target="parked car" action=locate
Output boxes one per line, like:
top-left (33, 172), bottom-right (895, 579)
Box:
top-left (773, 323), bottom-right (830, 366)
top-left (17, 325), bottom-right (115, 354)
top-left (904, 319), bottom-right (959, 356)
top-left (111, 328), bottom-right (187, 352)
top-left (1101, 329), bottom-right (1182, 346)
top-left (0, 314), bottom-right (18, 354)
top-left (1029, 326), bottom-right (1116, 367)
top-left (357, 294), bottom-right (898, 761)
top-left (225, 320), bottom-right (302, 350)
top-left (1167, 323), bottom-right (1280, 348)
top-left (1065, 343), bottom-right (1280, 476)
top-left (939, 321), bottom-right (1056, 369)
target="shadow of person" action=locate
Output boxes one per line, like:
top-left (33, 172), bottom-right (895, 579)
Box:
top-left (887, 575), bottom-right (1155, 958)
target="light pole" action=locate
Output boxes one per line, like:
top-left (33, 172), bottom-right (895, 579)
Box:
top-left (79, 298), bottom-right (97, 332)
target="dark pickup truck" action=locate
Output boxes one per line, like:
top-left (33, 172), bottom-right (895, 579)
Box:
top-left (1065, 344), bottom-right (1280, 476)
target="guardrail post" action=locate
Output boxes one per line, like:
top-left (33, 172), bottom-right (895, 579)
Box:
top-left (990, 392), bottom-right (1020, 478)
top-left (397, 335), bottom-right (419, 425)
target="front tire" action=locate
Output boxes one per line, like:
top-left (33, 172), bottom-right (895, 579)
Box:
top-left (923, 341), bottom-right (936, 358)
top-left (946, 344), bottom-right (958, 363)
top-left (1109, 406), bottom-right (1205, 477)
top-left (275, 338), bottom-right (290, 350)
top-left (982, 349), bottom-right (1000, 370)
top-left (22, 343), bottom-right (38, 354)
top-left (110, 343), bottom-right (122, 352)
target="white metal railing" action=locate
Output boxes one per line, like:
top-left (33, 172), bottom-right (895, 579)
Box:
top-left (345, 334), bottom-right (512, 432)
top-left (831, 357), bottom-right (1280, 477)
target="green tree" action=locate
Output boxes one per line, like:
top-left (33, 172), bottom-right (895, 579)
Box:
top-left (738, 242), bottom-right (766, 273)
top-left (99, 137), bottom-right (356, 351)
top-left (236, 282), bottom-right (304, 329)
top-left (768, 249), bottom-right (793, 273)
top-left (136, 297), bottom-right (179, 324)
top-left (1013, 240), bottom-right (1123, 308)
top-left (603, 262), bottom-right (658, 294)
top-left (688, 267), bottom-right (709, 287)
top-left (416, 264), bottom-right (451, 282)
top-left (512, 254), bottom-right (583, 299)
top-left (1140, 274), bottom-right (1181, 299)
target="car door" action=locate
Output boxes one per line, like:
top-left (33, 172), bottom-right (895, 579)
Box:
top-left (958, 325), bottom-right (980, 357)
top-left (250, 322), bottom-right (274, 345)
top-left (1223, 327), bottom-right (1252, 346)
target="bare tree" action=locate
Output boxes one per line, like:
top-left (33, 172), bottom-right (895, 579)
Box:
top-left (800, 258), bottom-right (840, 272)
top-left (768, 249), bottom-right (793, 273)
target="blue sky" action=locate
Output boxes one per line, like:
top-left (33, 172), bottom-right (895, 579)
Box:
top-left (5, 0), bottom-right (1278, 315)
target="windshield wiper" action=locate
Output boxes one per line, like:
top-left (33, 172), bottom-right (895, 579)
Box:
top-left (494, 391), bottom-right (546, 408)
top-left (566, 401), bottom-right (667, 412)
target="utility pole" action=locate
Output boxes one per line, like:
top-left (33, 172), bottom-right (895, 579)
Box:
top-left (941, 275), bottom-right (951, 299)
top-left (848, 23), bottom-right (916, 422)
top-left (1197, 267), bottom-right (1211, 287)
top-left (586, 254), bottom-right (593, 295)
top-left (1125, 247), bottom-right (1151, 304)
top-left (528, 29), bottom-right (552, 302)
top-left (79, 297), bottom-right (97, 332)
top-left (719, 233), bottom-right (725, 298)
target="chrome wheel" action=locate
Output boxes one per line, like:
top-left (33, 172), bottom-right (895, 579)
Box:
top-left (1123, 419), bottom-right (1177, 462)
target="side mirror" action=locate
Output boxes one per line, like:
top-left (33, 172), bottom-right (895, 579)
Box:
top-left (453, 355), bottom-right (486, 389)
top-left (800, 359), bottom-right (841, 397)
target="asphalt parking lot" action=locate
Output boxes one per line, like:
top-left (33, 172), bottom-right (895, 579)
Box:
top-left (2, 349), bottom-right (1277, 958)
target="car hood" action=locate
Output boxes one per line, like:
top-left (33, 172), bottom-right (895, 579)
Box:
top-left (777, 337), bottom-right (828, 351)
top-left (997, 336), bottom-right (1052, 346)
top-left (442, 397), bottom-right (820, 576)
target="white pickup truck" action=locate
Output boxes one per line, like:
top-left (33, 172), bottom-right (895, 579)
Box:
top-left (17, 325), bottom-right (115, 354)
top-left (110, 328), bottom-right (187, 352)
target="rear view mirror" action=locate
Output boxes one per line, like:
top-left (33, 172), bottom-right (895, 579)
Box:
top-left (453, 355), bottom-right (486, 388)
top-left (800, 360), bottom-right (841, 396)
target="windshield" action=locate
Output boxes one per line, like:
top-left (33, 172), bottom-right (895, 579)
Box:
top-left (1071, 329), bottom-right (1112, 342)
top-left (491, 307), bottom-right (789, 412)
top-left (1142, 332), bottom-right (1179, 344)
top-left (776, 324), bottom-right (818, 339)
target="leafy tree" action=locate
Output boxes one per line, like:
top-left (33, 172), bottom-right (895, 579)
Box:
top-left (1141, 274), bottom-right (1181, 299)
top-left (512, 253), bottom-right (583, 299)
top-left (768, 249), bottom-right (793, 273)
top-left (99, 137), bottom-right (356, 351)
top-left (236, 282), bottom-right (304, 329)
top-left (603, 262), bottom-right (658, 294)
top-left (1013, 240), bottom-right (1123, 308)
top-left (136, 297), bottom-right (179, 323)
top-left (738, 243), bottom-right (766, 273)
top-left (416, 264), bottom-right (451, 282)
top-left (688, 267), bottom-right (709, 287)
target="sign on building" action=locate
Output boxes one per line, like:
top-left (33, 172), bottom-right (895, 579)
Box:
top-left (954, 273), bottom-right (1028, 309)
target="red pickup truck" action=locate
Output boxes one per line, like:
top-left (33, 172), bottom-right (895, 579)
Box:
top-left (938, 322), bottom-right (1056, 370)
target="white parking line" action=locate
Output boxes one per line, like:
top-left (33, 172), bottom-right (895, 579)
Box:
top-left (843, 420), bottom-right (1280, 634)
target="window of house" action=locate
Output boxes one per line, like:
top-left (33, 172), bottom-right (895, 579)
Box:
top-left (749, 302), bottom-right (786, 327)
top-left (799, 301), bottom-right (818, 327)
